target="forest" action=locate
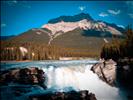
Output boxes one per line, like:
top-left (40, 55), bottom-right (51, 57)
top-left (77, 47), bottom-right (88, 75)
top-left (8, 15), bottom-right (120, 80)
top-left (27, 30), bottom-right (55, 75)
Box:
top-left (101, 25), bottom-right (133, 61)
top-left (0, 41), bottom-right (99, 61)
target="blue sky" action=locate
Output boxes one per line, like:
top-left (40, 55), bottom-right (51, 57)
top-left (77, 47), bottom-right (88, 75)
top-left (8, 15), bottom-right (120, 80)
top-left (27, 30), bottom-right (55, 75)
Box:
top-left (1, 0), bottom-right (133, 36)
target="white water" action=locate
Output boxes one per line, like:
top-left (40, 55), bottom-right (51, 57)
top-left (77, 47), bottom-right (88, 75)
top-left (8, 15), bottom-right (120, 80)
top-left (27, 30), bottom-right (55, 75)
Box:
top-left (1, 60), bottom-right (127, 100)
top-left (43, 64), bottom-right (126, 100)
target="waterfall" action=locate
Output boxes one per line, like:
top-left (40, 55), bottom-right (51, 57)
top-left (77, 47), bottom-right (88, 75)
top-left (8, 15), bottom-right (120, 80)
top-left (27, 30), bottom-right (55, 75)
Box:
top-left (1, 60), bottom-right (127, 100)
top-left (43, 64), bottom-right (126, 100)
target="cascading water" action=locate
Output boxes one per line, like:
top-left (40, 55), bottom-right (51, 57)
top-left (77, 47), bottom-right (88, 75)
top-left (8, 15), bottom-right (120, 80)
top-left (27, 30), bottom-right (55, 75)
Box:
top-left (43, 64), bottom-right (127, 100)
top-left (1, 60), bottom-right (127, 100)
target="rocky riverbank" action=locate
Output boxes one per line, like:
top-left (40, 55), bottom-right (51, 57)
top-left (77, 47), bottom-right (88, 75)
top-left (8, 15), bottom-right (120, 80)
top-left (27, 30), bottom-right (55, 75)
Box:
top-left (91, 58), bottom-right (133, 87)
top-left (117, 58), bottom-right (133, 87)
top-left (0, 67), bottom-right (97, 100)
top-left (91, 58), bottom-right (133, 99)
top-left (0, 67), bottom-right (46, 88)
top-left (91, 59), bottom-right (117, 86)
top-left (29, 90), bottom-right (97, 100)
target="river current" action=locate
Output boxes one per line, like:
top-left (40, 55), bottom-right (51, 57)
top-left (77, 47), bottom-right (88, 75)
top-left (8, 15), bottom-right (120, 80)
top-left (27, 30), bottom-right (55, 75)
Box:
top-left (1, 60), bottom-right (127, 100)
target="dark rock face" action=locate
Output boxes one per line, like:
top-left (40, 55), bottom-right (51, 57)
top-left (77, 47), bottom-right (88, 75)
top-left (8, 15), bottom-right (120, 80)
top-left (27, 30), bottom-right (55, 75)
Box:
top-left (48, 13), bottom-right (94, 23)
top-left (116, 59), bottom-right (133, 100)
top-left (0, 67), bottom-right (46, 88)
top-left (117, 59), bottom-right (133, 87)
top-left (29, 90), bottom-right (97, 100)
top-left (91, 59), bottom-right (117, 86)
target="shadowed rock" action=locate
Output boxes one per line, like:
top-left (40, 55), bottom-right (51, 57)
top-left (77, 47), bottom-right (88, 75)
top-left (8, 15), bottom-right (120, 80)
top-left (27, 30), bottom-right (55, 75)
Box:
top-left (29, 90), bottom-right (97, 100)
top-left (0, 67), bottom-right (46, 88)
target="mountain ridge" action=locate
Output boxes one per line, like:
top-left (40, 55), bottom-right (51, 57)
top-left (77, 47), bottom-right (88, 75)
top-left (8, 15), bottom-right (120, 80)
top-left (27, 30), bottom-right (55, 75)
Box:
top-left (48, 13), bottom-right (94, 23)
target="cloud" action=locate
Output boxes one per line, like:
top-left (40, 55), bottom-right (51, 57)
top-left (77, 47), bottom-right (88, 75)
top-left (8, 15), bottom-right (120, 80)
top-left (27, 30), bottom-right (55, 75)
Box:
top-left (117, 25), bottom-right (125, 29)
top-left (99, 12), bottom-right (108, 17)
top-left (6, 0), bottom-right (18, 5)
top-left (108, 9), bottom-right (121, 15)
top-left (1, 23), bottom-right (6, 27)
top-left (99, 9), bottom-right (121, 17)
top-left (6, 1), bottom-right (31, 9)
top-left (12, 0), bottom-right (18, 4)
top-left (79, 6), bottom-right (86, 11)
top-left (128, 13), bottom-right (133, 19)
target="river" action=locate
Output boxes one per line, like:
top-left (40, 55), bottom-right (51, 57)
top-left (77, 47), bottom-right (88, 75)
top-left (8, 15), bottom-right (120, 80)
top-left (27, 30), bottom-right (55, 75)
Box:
top-left (0, 60), bottom-right (127, 100)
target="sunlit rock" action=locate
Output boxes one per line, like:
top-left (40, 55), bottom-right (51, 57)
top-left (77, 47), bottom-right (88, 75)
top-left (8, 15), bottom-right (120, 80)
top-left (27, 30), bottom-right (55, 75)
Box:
top-left (91, 59), bottom-right (117, 86)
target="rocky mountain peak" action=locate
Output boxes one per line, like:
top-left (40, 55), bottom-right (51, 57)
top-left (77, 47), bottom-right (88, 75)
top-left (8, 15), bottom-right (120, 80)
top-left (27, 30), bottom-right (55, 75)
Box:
top-left (48, 13), bottom-right (93, 24)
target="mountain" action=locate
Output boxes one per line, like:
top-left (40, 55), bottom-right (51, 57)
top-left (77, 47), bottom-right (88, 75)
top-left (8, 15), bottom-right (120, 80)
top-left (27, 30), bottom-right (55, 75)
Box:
top-left (42, 19), bottom-right (123, 37)
top-left (0, 35), bottom-right (15, 40)
top-left (7, 28), bottom-right (50, 44)
top-left (3, 13), bottom-right (125, 58)
top-left (48, 13), bottom-right (94, 23)
top-left (51, 28), bottom-right (113, 52)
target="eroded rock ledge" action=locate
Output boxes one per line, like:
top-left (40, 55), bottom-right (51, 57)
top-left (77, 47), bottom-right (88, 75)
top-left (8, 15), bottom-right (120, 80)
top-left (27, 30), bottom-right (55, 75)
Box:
top-left (0, 67), bottom-right (46, 88)
top-left (29, 90), bottom-right (97, 100)
top-left (91, 59), bottom-right (117, 86)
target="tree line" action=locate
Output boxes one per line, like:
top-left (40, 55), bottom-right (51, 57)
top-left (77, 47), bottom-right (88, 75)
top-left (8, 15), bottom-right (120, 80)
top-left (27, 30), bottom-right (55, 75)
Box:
top-left (0, 41), bottom-right (98, 61)
top-left (101, 25), bottom-right (133, 61)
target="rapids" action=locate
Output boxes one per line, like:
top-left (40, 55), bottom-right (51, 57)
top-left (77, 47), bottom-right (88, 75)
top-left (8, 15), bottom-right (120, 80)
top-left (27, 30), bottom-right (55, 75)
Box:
top-left (1, 60), bottom-right (127, 100)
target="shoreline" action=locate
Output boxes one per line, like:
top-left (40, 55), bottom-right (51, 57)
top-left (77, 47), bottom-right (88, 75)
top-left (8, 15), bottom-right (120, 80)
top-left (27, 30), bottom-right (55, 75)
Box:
top-left (1, 57), bottom-right (99, 63)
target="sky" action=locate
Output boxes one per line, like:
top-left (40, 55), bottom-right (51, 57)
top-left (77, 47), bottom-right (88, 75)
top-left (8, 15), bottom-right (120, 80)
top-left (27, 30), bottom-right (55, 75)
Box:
top-left (1, 0), bottom-right (133, 36)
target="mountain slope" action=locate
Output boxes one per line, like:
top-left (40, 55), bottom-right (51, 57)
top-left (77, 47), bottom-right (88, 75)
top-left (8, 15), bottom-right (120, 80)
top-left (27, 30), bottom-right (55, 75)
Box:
top-left (3, 13), bottom-right (125, 58)
top-left (7, 28), bottom-right (50, 44)
top-left (0, 35), bottom-right (15, 40)
top-left (51, 28), bottom-right (112, 51)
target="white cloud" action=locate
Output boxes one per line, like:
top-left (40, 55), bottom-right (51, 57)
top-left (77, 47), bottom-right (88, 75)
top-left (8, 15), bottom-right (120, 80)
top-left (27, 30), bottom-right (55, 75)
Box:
top-left (12, 0), bottom-right (18, 4)
top-left (6, 0), bottom-right (18, 5)
top-left (117, 25), bottom-right (125, 29)
top-left (128, 13), bottom-right (133, 19)
top-left (99, 12), bottom-right (108, 17)
top-left (6, 1), bottom-right (31, 9)
top-left (1, 23), bottom-right (6, 27)
top-left (79, 6), bottom-right (86, 11)
top-left (108, 9), bottom-right (121, 15)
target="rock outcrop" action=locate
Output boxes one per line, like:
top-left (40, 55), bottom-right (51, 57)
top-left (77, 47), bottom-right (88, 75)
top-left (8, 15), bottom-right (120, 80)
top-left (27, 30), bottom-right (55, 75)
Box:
top-left (29, 90), bottom-right (97, 100)
top-left (117, 58), bottom-right (133, 87)
top-left (91, 59), bottom-right (117, 86)
top-left (0, 67), bottom-right (46, 88)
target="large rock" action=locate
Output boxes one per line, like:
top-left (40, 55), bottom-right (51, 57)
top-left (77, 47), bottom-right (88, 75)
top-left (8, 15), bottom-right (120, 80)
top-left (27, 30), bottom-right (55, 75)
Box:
top-left (0, 67), bottom-right (46, 88)
top-left (29, 90), bottom-right (97, 100)
top-left (117, 58), bottom-right (133, 87)
top-left (91, 59), bottom-right (117, 86)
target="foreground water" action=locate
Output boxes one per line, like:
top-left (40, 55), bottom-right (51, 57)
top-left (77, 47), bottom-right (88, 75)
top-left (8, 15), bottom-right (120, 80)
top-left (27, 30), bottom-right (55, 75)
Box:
top-left (1, 60), bottom-right (127, 100)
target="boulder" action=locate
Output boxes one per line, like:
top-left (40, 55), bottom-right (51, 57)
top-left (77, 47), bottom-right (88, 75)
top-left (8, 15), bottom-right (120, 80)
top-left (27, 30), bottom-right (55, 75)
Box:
top-left (0, 67), bottom-right (46, 88)
top-left (117, 59), bottom-right (133, 87)
top-left (91, 59), bottom-right (117, 86)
